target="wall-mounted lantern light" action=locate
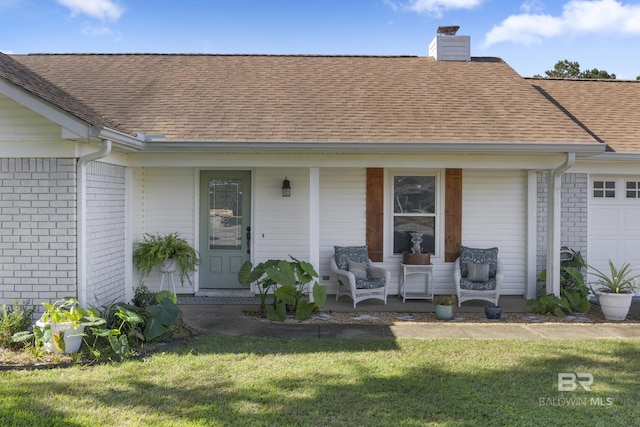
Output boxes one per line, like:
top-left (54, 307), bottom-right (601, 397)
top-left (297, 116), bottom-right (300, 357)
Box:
top-left (282, 177), bottom-right (291, 197)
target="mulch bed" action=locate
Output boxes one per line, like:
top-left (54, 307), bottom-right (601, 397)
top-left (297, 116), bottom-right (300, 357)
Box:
top-left (246, 301), bottom-right (640, 325)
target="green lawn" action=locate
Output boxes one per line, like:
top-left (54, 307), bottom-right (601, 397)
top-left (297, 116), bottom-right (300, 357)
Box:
top-left (1, 336), bottom-right (639, 426)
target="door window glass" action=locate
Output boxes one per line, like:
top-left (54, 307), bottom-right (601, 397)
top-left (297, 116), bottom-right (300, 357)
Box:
top-left (209, 178), bottom-right (242, 249)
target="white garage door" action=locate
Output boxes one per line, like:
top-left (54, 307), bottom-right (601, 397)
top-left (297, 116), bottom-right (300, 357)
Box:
top-left (588, 176), bottom-right (640, 275)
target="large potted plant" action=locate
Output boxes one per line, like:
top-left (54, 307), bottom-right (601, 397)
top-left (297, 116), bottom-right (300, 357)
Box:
top-left (12, 297), bottom-right (105, 354)
top-left (589, 261), bottom-right (640, 321)
top-left (133, 232), bottom-right (200, 285)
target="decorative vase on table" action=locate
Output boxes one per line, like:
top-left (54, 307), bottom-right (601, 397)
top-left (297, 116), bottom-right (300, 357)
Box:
top-left (402, 232), bottom-right (431, 265)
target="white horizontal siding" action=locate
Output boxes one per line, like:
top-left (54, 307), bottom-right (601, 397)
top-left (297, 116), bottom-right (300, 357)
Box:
top-left (253, 168), bottom-right (310, 263)
top-left (319, 168), bottom-right (367, 293)
top-left (130, 167), bottom-right (196, 293)
top-left (462, 170), bottom-right (526, 295)
top-left (0, 94), bottom-right (62, 141)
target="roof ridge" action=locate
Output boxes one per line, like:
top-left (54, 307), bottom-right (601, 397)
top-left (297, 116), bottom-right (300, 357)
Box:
top-left (527, 76), bottom-right (640, 83)
top-left (14, 53), bottom-right (421, 58)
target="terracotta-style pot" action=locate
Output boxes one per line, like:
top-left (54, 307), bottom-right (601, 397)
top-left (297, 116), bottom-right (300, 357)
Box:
top-left (403, 252), bottom-right (431, 265)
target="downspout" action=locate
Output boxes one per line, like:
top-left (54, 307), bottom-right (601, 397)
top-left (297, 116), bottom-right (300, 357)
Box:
top-left (77, 140), bottom-right (112, 307)
top-left (545, 152), bottom-right (575, 297)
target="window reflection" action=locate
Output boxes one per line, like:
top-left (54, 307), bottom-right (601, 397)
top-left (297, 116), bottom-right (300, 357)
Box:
top-left (393, 176), bottom-right (436, 254)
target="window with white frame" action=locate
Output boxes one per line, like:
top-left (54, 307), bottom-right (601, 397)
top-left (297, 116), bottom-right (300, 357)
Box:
top-left (593, 180), bottom-right (615, 198)
top-left (626, 181), bottom-right (640, 199)
top-left (392, 174), bottom-right (436, 255)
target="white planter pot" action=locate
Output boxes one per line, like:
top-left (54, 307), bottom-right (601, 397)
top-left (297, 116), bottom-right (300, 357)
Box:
top-left (598, 293), bottom-right (633, 321)
top-left (435, 305), bottom-right (454, 320)
top-left (35, 320), bottom-right (84, 354)
top-left (161, 258), bottom-right (178, 274)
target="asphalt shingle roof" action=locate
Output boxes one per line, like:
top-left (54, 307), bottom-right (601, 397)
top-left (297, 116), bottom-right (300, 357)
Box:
top-left (0, 52), bottom-right (106, 128)
top-left (531, 77), bottom-right (640, 153)
top-left (6, 53), bottom-right (600, 145)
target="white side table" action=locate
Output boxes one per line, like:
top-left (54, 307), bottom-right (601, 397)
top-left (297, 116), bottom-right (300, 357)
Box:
top-left (399, 263), bottom-right (434, 302)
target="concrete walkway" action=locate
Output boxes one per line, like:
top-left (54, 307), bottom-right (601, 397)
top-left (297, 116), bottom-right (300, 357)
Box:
top-left (179, 304), bottom-right (640, 340)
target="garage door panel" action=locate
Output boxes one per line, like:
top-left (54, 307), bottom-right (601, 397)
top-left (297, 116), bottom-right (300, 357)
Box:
top-left (590, 240), bottom-right (619, 261)
top-left (589, 176), bottom-right (640, 270)
top-left (590, 207), bottom-right (619, 233)
top-left (621, 209), bottom-right (640, 232)
top-left (621, 240), bottom-right (640, 262)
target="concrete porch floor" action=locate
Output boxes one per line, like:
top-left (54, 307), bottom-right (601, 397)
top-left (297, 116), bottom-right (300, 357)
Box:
top-left (322, 295), bottom-right (530, 314)
top-left (178, 293), bottom-right (530, 314)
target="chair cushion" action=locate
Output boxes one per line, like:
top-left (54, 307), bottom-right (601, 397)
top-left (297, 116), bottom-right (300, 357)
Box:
top-left (467, 262), bottom-right (490, 282)
top-left (348, 259), bottom-right (368, 280)
top-left (356, 277), bottom-right (386, 289)
top-left (334, 246), bottom-right (370, 271)
top-left (460, 277), bottom-right (497, 291)
top-left (459, 246), bottom-right (498, 279)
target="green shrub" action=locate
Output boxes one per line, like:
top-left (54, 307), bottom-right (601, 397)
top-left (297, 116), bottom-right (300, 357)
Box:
top-left (528, 250), bottom-right (590, 316)
top-left (0, 300), bottom-right (35, 349)
top-left (132, 284), bottom-right (157, 309)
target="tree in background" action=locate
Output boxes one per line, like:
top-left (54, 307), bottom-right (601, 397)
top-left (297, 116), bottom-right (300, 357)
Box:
top-left (535, 59), bottom-right (616, 79)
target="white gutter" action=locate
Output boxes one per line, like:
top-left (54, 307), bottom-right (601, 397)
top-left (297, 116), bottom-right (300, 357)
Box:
top-left (140, 141), bottom-right (606, 154)
top-left (98, 127), bottom-right (145, 152)
top-left (77, 139), bottom-right (112, 307)
top-left (579, 152), bottom-right (640, 162)
top-left (545, 152), bottom-right (575, 297)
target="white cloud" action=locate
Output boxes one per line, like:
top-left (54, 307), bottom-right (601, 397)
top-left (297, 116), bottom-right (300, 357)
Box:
top-left (81, 22), bottom-right (113, 37)
top-left (520, 0), bottom-right (545, 13)
top-left (1, 49), bottom-right (16, 54)
top-left (56, 0), bottom-right (124, 22)
top-left (485, 0), bottom-right (640, 46)
top-left (386, 0), bottom-right (484, 18)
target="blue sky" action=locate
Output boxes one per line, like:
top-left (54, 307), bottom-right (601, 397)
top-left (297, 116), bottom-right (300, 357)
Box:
top-left (1, 0), bottom-right (639, 79)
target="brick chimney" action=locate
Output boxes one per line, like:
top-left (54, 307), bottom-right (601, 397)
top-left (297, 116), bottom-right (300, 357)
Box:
top-left (428, 26), bottom-right (470, 61)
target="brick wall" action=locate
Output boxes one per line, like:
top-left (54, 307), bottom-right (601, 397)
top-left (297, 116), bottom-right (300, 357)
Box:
top-left (0, 158), bottom-right (77, 305)
top-left (536, 172), bottom-right (588, 277)
top-left (85, 161), bottom-right (126, 306)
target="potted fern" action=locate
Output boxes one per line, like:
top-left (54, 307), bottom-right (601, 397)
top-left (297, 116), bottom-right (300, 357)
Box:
top-left (133, 232), bottom-right (200, 286)
top-left (589, 261), bottom-right (639, 321)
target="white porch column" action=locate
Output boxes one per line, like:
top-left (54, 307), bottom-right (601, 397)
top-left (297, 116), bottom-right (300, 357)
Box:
top-left (309, 167), bottom-right (320, 300)
top-left (526, 171), bottom-right (537, 299)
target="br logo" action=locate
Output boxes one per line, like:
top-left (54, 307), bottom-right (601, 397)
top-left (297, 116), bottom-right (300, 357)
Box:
top-left (558, 373), bottom-right (593, 391)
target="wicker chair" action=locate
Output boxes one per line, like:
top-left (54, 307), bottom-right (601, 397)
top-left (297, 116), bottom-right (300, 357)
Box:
top-left (453, 246), bottom-right (503, 307)
top-left (330, 245), bottom-right (390, 308)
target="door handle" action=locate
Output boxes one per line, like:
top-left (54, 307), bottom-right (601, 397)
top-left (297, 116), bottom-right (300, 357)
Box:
top-left (246, 226), bottom-right (251, 254)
